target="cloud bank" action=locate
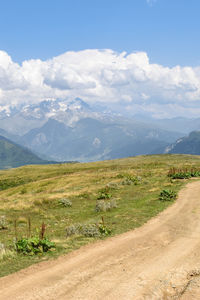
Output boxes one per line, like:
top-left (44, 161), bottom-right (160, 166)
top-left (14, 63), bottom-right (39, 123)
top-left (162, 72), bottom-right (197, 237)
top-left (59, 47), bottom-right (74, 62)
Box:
top-left (0, 49), bottom-right (200, 118)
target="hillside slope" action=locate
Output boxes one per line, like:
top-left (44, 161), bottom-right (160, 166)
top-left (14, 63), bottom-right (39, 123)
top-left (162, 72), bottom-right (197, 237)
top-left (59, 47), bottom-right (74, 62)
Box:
top-left (165, 131), bottom-right (200, 155)
top-left (0, 135), bottom-right (47, 169)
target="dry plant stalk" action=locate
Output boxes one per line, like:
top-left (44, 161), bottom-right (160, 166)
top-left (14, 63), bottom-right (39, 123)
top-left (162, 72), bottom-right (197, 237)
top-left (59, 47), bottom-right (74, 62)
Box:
top-left (14, 219), bottom-right (18, 240)
top-left (28, 217), bottom-right (31, 238)
top-left (40, 222), bottom-right (46, 239)
top-left (101, 216), bottom-right (105, 226)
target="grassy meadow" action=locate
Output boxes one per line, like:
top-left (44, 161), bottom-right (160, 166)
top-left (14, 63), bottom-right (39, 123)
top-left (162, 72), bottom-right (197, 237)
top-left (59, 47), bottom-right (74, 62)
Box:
top-left (0, 154), bottom-right (200, 277)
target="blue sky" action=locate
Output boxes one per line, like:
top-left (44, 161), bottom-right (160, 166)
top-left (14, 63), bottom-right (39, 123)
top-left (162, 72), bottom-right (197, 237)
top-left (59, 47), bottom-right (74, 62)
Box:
top-left (1, 0), bottom-right (200, 66)
top-left (0, 0), bottom-right (200, 118)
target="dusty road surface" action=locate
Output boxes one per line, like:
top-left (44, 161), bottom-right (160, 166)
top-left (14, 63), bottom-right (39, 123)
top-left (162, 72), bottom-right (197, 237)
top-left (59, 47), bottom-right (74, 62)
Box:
top-left (1, 181), bottom-right (200, 299)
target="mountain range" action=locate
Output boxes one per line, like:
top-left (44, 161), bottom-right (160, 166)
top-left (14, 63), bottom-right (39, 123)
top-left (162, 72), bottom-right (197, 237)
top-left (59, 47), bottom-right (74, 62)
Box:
top-left (0, 97), bottom-right (199, 164)
top-left (16, 117), bottom-right (182, 162)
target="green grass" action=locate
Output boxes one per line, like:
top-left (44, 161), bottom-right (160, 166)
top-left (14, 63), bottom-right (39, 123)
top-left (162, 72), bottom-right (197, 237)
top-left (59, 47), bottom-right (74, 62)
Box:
top-left (0, 154), bottom-right (200, 277)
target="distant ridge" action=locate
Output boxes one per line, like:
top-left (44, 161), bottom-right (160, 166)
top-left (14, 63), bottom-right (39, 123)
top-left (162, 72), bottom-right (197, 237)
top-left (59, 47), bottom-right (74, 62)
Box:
top-left (164, 131), bottom-right (200, 155)
top-left (0, 135), bottom-right (65, 169)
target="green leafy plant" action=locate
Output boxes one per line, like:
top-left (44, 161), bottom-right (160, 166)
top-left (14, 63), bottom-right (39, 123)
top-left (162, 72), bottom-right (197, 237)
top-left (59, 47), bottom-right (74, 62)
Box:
top-left (98, 216), bottom-right (111, 236)
top-left (168, 167), bottom-right (200, 179)
top-left (15, 222), bottom-right (55, 255)
top-left (159, 189), bottom-right (177, 201)
top-left (97, 187), bottom-right (112, 200)
top-left (15, 237), bottom-right (55, 255)
top-left (98, 224), bottom-right (111, 236)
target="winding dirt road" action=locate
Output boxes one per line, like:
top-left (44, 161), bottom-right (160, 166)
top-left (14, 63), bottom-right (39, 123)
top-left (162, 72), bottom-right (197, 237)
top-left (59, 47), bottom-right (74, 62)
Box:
top-left (1, 181), bottom-right (200, 299)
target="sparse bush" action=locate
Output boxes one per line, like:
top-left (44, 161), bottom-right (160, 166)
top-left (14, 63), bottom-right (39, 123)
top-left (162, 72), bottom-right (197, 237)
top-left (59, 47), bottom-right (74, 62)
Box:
top-left (66, 223), bottom-right (99, 237)
top-left (95, 199), bottom-right (117, 212)
top-left (66, 222), bottom-right (111, 238)
top-left (95, 201), bottom-right (106, 212)
top-left (66, 223), bottom-right (82, 236)
top-left (58, 198), bottom-right (72, 207)
top-left (0, 216), bottom-right (8, 230)
top-left (81, 224), bottom-right (100, 237)
top-left (159, 189), bottom-right (177, 201)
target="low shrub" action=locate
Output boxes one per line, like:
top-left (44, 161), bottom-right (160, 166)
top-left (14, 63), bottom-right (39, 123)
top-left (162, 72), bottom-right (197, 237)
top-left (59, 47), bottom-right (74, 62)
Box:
top-left (58, 198), bottom-right (72, 207)
top-left (66, 223), bottom-right (100, 237)
top-left (81, 224), bottom-right (100, 237)
top-left (159, 189), bottom-right (177, 201)
top-left (66, 223), bottom-right (82, 236)
top-left (66, 222), bottom-right (111, 238)
top-left (118, 173), bottom-right (142, 185)
top-left (168, 167), bottom-right (200, 179)
top-left (95, 199), bottom-right (117, 212)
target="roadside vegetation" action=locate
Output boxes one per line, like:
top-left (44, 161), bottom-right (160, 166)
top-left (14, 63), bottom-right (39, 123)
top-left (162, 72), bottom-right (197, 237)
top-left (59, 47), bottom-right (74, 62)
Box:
top-left (0, 154), bottom-right (200, 277)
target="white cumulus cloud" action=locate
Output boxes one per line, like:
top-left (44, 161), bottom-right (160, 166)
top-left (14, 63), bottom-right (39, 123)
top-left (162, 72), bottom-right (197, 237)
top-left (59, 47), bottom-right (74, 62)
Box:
top-left (0, 49), bottom-right (200, 117)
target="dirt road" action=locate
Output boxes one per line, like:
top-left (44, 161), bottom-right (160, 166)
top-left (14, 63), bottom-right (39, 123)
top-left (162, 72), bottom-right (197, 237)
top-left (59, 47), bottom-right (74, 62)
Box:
top-left (1, 181), bottom-right (200, 299)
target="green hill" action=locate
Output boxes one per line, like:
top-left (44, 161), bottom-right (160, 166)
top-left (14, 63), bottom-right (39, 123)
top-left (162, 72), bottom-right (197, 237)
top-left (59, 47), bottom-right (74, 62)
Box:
top-left (0, 135), bottom-right (47, 169)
